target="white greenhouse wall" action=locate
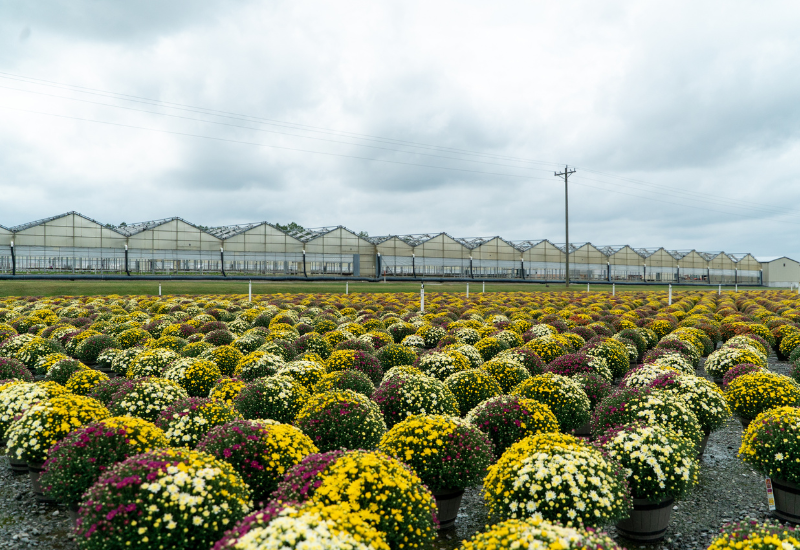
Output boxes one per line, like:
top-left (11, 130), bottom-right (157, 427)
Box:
top-left (0, 212), bottom-right (771, 281)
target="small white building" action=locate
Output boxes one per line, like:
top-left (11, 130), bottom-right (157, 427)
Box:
top-left (760, 257), bottom-right (800, 288)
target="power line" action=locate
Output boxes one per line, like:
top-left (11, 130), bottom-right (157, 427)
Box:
top-left (4, 103), bottom-right (800, 226)
top-left (0, 105), bottom-right (555, 181)
top-left (0, 71), bottom-right (563, 168)
top-left (0, 82), bottom-right (556, 173)
top-left (0, 70), bottom-right (791, 218)
top-left (0, 81), bottom-right (791, 220)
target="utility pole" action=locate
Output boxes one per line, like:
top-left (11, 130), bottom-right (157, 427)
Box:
top-left (554, 165), bottom-right (576, 287)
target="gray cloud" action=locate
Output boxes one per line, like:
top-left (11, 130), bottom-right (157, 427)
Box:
top-left (0, 0), bottom-right (799, 260)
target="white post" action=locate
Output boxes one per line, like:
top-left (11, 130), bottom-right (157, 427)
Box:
top-left (587, 283), bottom-right (590, 292)
top-left (718, 284), bottom-right (721, 295)
top-left (346, 282), bottom-right (349, 295)
top-left (668, 284), bottom-right (672, 305)
top-left (482, 281), bottom-right (485, 293)
top-left (248, 280), bottom-right (252, 302)
top-left (158, 284), bottom-right (161, 296)
top-left (735, 283), bottom-right (738, 292)
top-left (466, 283), bottom-right (469, 298)
top-left (612, 283), bottom-right (615, 296)
top-left (420, 282), bottom-right (425, 312)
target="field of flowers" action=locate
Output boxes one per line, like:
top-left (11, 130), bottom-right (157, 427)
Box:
top-left (1, 289), bottom-right (800, 549)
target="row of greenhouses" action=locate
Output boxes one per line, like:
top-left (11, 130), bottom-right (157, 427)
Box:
top-left (0, 212), bottom-right (766, 283)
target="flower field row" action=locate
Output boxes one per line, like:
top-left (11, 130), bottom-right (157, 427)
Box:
top-left (1, 290), bottom-right (800, 548)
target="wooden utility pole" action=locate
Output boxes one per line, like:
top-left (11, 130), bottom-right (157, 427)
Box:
top-left (554, 165), bottom-right (576, 287)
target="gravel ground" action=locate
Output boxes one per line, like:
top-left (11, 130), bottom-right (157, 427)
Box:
top-left (0, 458), bottom-right (74, 549)
top-left (0, 353), bottom-right (792, 550)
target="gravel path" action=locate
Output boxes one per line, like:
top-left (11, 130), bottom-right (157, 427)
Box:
top-left (0, 354), bottom-right (792, 550)
top-left (0, 458), bottom-right (74, 549)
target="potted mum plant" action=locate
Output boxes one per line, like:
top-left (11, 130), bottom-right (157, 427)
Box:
top-left (5, 394), bottom-right (110, 502)
top-left (233, 375), bottom-right (309, 423)
top-left (483, 432), bottom-right (631, 528)
top-left (197, 419), bottom-right (318, 502)
top-left (443, 369), bottom-right (503, 416)
top-left (648, 371), bottom-right (731, 454)
top-left (739, 406), bottom-right (800, 522)
top-left (725, 371), bottom-right (800, 428)
top-left (511, 373), bottom-right (591, 433)
top-left (270, 449), bottom-right (437, 548)
top-left (294, 389), bottom-right (386, 452)
top-left (40, 416), bottom-right (168, 522)
top-left (465, 394), bottom-right (559, 457)
top-left (213, 501), bottom-right (390, 550)
top-left (75, 448), bottom-right (252, 550)
top-left (371, 372), bottom-right (459, 427)
top-left (156, 397), bottom-right (240, 448)
top-left (0, 381), bottom-right (67, 474)
top-left (591, 387), bottom-right (703, 450)
top-left (379, 414), bottom-right (493, 528)
top-left (598, 423), bottom-right (700, 542)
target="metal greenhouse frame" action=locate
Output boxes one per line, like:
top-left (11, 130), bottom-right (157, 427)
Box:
top-left (0, 211), bottom-right (767, 286)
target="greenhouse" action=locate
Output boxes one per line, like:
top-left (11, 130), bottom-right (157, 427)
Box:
top-left (0, 211), bottom-right (769, 284)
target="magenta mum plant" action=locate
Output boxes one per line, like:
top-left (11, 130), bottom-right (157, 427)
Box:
top-left (40, 417), bottom-right (168, 507)
top-left (197, 419), bottom-right (317, 500)
top-left (75, 448), bottom-right (251, 550)
top-left (0, 357), bottom-right (34, 382)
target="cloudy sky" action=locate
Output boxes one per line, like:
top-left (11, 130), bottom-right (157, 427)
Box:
top-left (1, 1), bottom-right (799, 258)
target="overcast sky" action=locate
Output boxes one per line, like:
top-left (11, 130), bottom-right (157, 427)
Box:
top-left (1, 1), bottom-right (799, 259)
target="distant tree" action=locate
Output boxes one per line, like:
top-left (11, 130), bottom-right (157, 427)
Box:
top-left (275, 222), bottom-right (305, 233)
top-left (358, 231), bottom-right (369, 238)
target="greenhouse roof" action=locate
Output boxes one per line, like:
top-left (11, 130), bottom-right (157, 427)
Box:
top-left (633, 247), bottom-right (661, 258)
top-left (697, 251), bottom-right (721, 261)
top-left (114, 217), bottom-right (216, 237)
top-left (364, 235), bottom-right (397, 245)
top-left (455, 236), bottom-right (497, 249)
top-left (757, 256), bottom-right (798, 264)
top-left (511, 240), bottom-right (546, 251)
top-left (595, 245), bottom-right (625, 255)
top-left (552, 242), bottom-right (583, 254)
top-left (115, 217), bottom-right (175, 236)
top-left (394, 233), bottom-right (455, 247)
top-left (0, 212), bottom-right (764, 263)
top-left (726, 253), bottom-right (754, 263)
top-left (9, 211), bottom-right (128, 236)
top-left (666, 250), bottom-right (691, 260)
top-left (10, 211), bottom-right (78, 232)
top-left (205, 222), bottom-right (264, 239)
top-left (286, 226), bottom-right (339, 241)
top-left (286, 225), bottom-right (370, 243)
